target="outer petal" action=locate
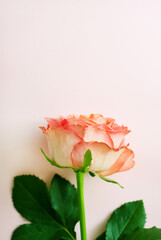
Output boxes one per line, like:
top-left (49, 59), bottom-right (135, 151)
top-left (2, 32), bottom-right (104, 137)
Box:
top-left (71, 141), bottom-right (128, 173)
top-left (45, 127), bottom-right (81, 167)
top-left (108, 131), bottom-right (129, 149)
top-left (99, 147), bottom-right (134, 176)
top-left (45, 117), bottom-right (62, 128)
top-left (46, 117), bottom-right (86, 138)
top-left (83, 126), bottom-right (113, 148)
top-left (118, 158), bottom-right (135, 172)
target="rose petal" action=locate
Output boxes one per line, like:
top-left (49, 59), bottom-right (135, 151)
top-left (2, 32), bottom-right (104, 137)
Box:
top-left (45, 117), bottom-right (62, 128)
top-left (83, 126), bottom-right (113, 148)
top-left (118, 158), bottom-right (135, 172)
top-left (79, 115), bottom-right (97, 125)
top-left (61, 119), bottom-right (85, 139)
top-left (99, 147), bottom-right (134, 176)
top-left (108, 131), bottom-right (128, 149)
top-left (46, 127), bottom-right (81, 167)
top-left (71, 141), bottom-right (128, 173)
top-left (89, 114), bottom-right (106, 124)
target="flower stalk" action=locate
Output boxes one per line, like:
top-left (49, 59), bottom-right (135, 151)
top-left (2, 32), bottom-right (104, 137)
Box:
top-left (76, 171), bottom-right (87, 240)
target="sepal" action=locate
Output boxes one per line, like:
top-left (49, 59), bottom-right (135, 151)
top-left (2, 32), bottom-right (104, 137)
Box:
top-left (81, 149), bottom-right (92, 173)
top-left (98, 174), bottom-right (124, 188)
top-left (41, 148), bottom-right (78, 171)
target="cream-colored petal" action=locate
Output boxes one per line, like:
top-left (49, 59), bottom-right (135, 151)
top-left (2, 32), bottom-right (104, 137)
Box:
top-left (99, 147), bottom-right (134, 176)
top-left (46, 127), bottom-right (81, 167)
top-left (71, 141), bottom-right (125, 172)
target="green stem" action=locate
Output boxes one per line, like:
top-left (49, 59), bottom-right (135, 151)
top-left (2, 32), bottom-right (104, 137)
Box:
top-left (76, 171), bottom-right (87, 240)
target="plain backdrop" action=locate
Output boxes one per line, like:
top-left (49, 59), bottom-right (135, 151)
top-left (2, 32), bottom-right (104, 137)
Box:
top-left (1, 0), bottom-right (161, 239)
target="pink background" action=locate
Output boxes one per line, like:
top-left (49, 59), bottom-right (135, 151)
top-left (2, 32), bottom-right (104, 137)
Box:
top-left (1, 1), bottom-right (161, 239)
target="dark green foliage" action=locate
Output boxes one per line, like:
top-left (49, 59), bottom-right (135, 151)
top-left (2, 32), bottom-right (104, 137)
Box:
top-left (123, 227), bottom-right (161, 240)
top-left (12, 174), bottom-right (161, 240)
top-left (11, 224), bottom-right (72, 240)
top-left (105, 200), bottom-right (146, 240)
top-left (96, 200), bottom-right (161, 240)
top-left (12, 174), bottom-right (79, 240)
top-left (96, 232), bottom-right (106, 240)
top-left (89, 171), bottom-right (96, 177)
top-left (49, 174), bottom-right (79, 233)
top-left (12, 175), bottom-right (59, 226)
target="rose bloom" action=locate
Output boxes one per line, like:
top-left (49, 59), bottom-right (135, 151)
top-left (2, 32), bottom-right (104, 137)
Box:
top-left (40, 114), bottom-right (134, 176)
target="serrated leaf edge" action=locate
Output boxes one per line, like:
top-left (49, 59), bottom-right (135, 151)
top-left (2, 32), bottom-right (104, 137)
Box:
top-left (12, 175), bottom-right (56, 225)
top-left (105, 200), bottom-right (146, 240)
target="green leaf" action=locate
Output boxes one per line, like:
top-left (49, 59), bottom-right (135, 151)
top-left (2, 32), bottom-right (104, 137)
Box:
top-left (105, 200), bottom-right (146, 240)
top-left (98, 175), bottom-right (124, 188)
top-left (123, 227), bottom-right (161, 240)
top-left (89, 171), bottom-right (96, 177)
top-left (96, 232), bottom-right (106, 240)
top-left (82, 150), bottom-right (92, 173)
top-left (11, 224), bottom-right (72, 240)
top-left (41, 148), bottom-right (77, 171)
top-left (12, 175), bottom-right (76, 240)
top-left (49, 174), bottom-right (79, 233)
top-left (12, 175), bottom-right (59, 226)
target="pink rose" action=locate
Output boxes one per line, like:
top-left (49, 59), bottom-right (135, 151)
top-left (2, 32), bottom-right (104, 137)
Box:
top-left (40, 114), bottom-right (135, 176)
